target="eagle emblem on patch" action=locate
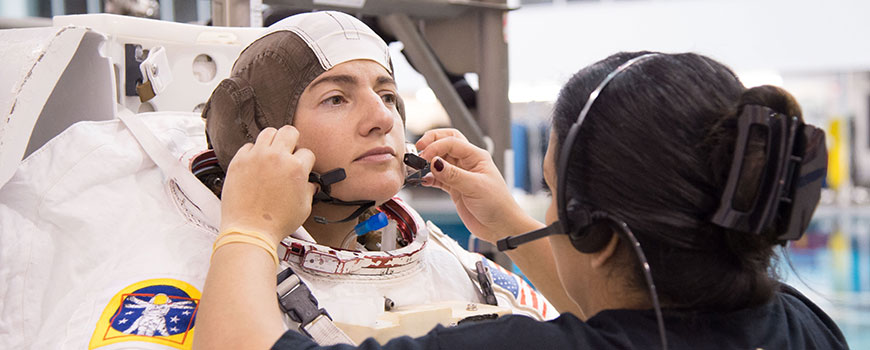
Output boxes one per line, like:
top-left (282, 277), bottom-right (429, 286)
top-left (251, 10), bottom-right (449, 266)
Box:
top-left (89, 279), bottom-right (200, 349)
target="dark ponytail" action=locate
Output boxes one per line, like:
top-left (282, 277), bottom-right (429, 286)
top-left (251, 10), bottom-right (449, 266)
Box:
top-left (553, 53), bottom-right (804, 311)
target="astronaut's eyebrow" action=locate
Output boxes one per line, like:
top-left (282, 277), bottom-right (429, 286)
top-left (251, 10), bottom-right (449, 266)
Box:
top-left (308, 74), bottom-right (358, 90)
top-left (375, 75), bottom-right (396, 87)
top-left (308, 74), bottom-right (396, 91)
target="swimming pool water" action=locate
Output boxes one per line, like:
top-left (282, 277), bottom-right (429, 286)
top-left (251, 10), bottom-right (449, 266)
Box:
top-left (783, 206), bottom-right (870, 348)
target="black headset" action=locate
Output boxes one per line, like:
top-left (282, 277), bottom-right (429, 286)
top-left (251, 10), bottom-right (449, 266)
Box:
top-left (496, 52), bottom-right (829, 350)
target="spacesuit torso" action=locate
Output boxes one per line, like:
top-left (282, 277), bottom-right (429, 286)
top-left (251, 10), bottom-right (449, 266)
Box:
top-left (0, 112), bottom-right (552, 349)
top-left (278, 197), bottom-right (553, 343)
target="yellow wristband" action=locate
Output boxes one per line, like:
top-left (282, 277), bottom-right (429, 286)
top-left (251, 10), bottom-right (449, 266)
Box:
top-left (214, 229), bottom-right (278, 251)
top-left (212, 230), bottom-right (280, 267)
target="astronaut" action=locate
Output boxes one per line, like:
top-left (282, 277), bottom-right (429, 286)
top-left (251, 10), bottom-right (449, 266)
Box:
top-left (0, 10), bottom-right (552, 350)
top-left (195, 11), bottom-right (554, 343)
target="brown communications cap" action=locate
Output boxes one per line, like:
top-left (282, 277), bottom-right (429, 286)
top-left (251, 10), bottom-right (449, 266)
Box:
top-left (202, 11), bottom-right (404, 172)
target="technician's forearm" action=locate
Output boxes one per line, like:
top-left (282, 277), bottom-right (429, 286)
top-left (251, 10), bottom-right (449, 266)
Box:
top-left (194, 244), bottom-right (286, 350)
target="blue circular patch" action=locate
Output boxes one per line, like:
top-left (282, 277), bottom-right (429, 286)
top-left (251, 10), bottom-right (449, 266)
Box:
top-left (110, 284), bottom-right (197, 336)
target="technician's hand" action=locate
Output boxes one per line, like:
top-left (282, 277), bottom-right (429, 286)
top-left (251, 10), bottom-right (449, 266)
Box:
top-left (219, 126), bottom-right (317, 246)
top-left (416, 128), bottom-right (539, 243)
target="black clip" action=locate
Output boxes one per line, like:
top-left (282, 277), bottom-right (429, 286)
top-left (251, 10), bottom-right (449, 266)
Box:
top-left (308, 168), bottom-right (347, 204)
top-left (711, 105), bottom-right (828, 241)
top-left (403, 153), bottom-right (431, 187)
top-left (307, 168), bottom-right (375, 224)
top-left (475, 261), bottom-right (498, 306)
top-left (277, 267), bottom-right (331, 328)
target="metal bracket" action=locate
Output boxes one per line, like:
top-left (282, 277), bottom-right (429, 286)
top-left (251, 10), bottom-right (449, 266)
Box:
top-left (136, 46), bottom-right (173, 103)
top-left (124, 44), bottom-right (146, 97)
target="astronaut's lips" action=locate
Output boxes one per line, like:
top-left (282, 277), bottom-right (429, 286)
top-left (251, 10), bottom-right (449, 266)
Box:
top-left (354, 146), bottom-right (395, 163)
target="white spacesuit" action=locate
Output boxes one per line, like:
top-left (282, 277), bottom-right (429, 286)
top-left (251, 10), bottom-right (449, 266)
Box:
top-left (0, 11), bottom-right (553, 350)
top-left (0, 111), bottom-right (551, 349)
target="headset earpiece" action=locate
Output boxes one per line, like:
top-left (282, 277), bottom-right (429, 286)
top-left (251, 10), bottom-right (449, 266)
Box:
top-left (563, 198), bottom-right (613, 254)
top-left (567, 205), bottom-right (615, 254)
top-left (570, 226), bottom-right (613, 254)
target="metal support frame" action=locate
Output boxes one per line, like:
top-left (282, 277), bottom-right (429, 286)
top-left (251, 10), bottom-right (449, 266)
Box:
top-left (477, 1), bottom-right (510, 172)
top-left (212, 0), bottom-right (254, 26)
top-left (380, 13), bottom-right (487, 150)
top-left (228, 0), bottom-right (510, 21)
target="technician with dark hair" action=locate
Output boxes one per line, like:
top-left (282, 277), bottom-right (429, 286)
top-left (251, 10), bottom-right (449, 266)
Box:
top-left (196, 51), bottom-right (848, 349)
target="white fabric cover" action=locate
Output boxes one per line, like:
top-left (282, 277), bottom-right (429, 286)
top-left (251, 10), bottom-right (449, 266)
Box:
top-left (0, 113), bottom-right (552, 349)
top-left (265, 11), bottom-right (392, 73)
top-left (0, 113), bottom-right (214, 350)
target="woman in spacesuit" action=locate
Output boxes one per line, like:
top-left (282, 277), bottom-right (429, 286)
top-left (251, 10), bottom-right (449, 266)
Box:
top-left (192, 10), bottom-right (559, 347)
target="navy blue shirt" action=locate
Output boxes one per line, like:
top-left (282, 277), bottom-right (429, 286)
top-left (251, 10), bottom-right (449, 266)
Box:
top-left (272, 285), bottom-right (848, 349)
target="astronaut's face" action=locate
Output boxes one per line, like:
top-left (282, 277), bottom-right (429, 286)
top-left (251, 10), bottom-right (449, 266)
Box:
top-left (293, 60), bottom-right (406, 205)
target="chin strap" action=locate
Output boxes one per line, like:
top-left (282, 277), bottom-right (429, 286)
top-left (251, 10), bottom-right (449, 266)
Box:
top-left (308, 168), bottom-right (376, 224)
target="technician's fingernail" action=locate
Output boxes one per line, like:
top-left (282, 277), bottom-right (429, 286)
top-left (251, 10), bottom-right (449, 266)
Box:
top-left (433, 158), bottom-right (444, 172)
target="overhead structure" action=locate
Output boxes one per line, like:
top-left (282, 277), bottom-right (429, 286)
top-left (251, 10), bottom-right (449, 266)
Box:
top-left (212, 0), bottom-right (514, 173)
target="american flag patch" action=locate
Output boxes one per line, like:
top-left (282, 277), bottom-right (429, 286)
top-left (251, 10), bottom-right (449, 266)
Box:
top-left (482, 258), bottom-right (549, 318)
top-left (484, 259), bottom-right (520, 298)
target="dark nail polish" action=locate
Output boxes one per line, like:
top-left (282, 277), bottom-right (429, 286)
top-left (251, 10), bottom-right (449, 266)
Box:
top-left (433, 158), bottom-right (444, 172)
